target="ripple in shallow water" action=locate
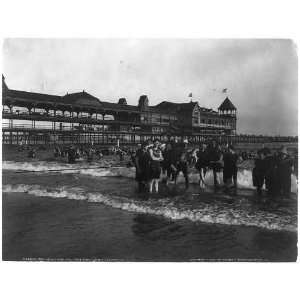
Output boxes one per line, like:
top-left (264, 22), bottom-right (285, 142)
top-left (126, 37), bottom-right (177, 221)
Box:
top-left (2, 183), bottom-right (297, 233)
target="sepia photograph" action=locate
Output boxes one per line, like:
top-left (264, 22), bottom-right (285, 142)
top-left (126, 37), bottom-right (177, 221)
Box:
top-left (1, 38), bottom-right (298, 262)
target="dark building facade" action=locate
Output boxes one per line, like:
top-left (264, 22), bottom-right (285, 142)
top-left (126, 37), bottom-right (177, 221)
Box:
top-left (2, 75), bottom-right (237, 145)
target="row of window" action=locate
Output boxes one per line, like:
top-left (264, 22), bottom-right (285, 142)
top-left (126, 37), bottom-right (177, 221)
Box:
top-left (3, 106), bottom-right (234, 128)
top-left (141, 113), bottom-right (177, 124)
top-left (2, 106), bottom-right (117, 121)
top-left (201, 118), bottom-right (233, 126)
top-left (152, 127), bottom-right (164, 133)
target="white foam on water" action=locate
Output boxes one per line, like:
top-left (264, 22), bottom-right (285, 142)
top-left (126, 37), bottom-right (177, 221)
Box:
top-left (3, 183), bottom-right (297, 233)
top-left (3, 160), bottom-right (297, 193)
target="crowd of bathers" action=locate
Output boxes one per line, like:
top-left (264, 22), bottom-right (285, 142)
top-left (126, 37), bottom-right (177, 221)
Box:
top-left (252, 147), bottom-right (296, 197)
top-left (17, 137), bottom-right (297, 197)
top-left (133, 139), bottom-right (242, 193)
top-left (133, 138), bottom-right (297, 197)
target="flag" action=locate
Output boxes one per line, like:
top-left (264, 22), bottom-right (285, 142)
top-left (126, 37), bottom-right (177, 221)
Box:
top-left (222, 88), bottom-right (227, 93)
top-left (188, 92), bottom-right (193, 97)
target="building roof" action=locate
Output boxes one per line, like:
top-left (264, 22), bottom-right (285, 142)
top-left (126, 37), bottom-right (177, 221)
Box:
top-left (3, 75), bottom-right (236, 116)
top-left (218, 97), bottom-right (236, 111)
top-left (2, 74), bottom-right (8, 92)
top-left (5, 88), bottom-right (61, 103)
top-left (58, 91), bottom-right (104, 109)
top-left (61, 91), bottom-right (100, 104)
top-left (154, 101), bottom-right (198, 113)
top-left (101, 101), bottom-right (139, 112)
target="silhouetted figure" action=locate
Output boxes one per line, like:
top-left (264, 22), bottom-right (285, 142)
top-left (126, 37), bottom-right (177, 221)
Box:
top-left (264, 148), bottom-right (280, 196)
top-left (135, 143), bottom-right (151, 192)
top-left (252, 149), bottom-right (266, 195)
top-left (174, 140), bottom-right (190, 189)
top-left (207, 140), bottom-right (223, 187)
top-left (54, 145), bottom-right (61, 157)
top-left (28, 148), bottom-right (36, 158)
top-left (162, 142), bottom-right (175, 183)
top-left (67, 145), bottom-right (77, 164)
top-left (86, 145), bottom-right (95, 162)
top-left (277, 147), bottom-right (293, 198)
top-left (195, 143), bottom-right (209, 188)
top-left (223, 145), bottom-right (239, 190)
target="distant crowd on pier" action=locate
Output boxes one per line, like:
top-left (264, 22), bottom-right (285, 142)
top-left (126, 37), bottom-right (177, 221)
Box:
top-left (18, 137), bottom-right (297, 198)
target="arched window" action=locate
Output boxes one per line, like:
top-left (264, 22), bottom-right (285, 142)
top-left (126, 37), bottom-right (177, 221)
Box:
top-left (32, 108), bottom-right (46, 115)
top-left (104, 114), bottom-right (115, 121)
top-left (48, 109), bottom-right (55, 116)
top-left (10, 106), bottom-right (28, 114)
top-left (79, 112), bottom-right (89, 118)
top-left (2, 105), bottom-right (11, 113)
top-left (55, 110), bottom-right (64, 116)
top-left (64, 111), bottom-right (72, 117)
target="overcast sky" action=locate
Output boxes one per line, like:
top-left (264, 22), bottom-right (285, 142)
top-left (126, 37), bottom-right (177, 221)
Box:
top-left (3, 39), bottom-right (298, 135)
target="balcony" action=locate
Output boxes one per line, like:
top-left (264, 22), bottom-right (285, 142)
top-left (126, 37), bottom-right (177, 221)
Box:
top-left (2, 111), bottom-right (141, 126)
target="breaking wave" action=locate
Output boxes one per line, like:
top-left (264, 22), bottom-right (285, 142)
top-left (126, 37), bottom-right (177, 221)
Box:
top-left (2, 183), bottom-right (297, 232)
top-left (3, 160), bottom-right (298, 193)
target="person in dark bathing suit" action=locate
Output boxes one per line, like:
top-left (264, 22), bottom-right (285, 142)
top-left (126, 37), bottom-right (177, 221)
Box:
top-left (135, 143), bottom-right (151, 192)
top-left (264, 148), bottom-right (280, 196)
top-left (28, 147), bottom-right (36, 158)
top-left (86, 144), bottom-right (95, 162)
top-left (252, 149), bottom-right (266, 195)
top-left (277, 146), bottom-right (294, 198)
top-left (53, 145), bottom-right (61, 158)
top-left (195, 143), bottom-right (208, 188)
top-left (67, 145), bottom-right (77, 164)
top-left (174, 139), bottom-right (190, 189)
top-left (162, 142), bottom-right (176, 184)
top-left (223, 145), bottom-right (239, 191)
top-left (207, 140), bottom-right (223, 188)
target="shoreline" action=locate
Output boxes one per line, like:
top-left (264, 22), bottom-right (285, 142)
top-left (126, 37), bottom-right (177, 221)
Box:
top-left (2, 192), bottom-right (297, 261)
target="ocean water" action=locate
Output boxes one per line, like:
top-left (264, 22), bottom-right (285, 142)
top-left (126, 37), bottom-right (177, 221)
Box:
top-left (2, 159), bottom-right (298, 261)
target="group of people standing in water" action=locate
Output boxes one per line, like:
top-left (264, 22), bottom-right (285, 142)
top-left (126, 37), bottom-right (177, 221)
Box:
top-left (19, 137), bottom-right (296, 198)
top-left (134, 139), bottom-right (242, 194)
top-left (53, 144), bottom-right (105, 163)
top-left (253, 146), bottom-right (296, 197)
top-left (134, 138), bottom-right (296, 197)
